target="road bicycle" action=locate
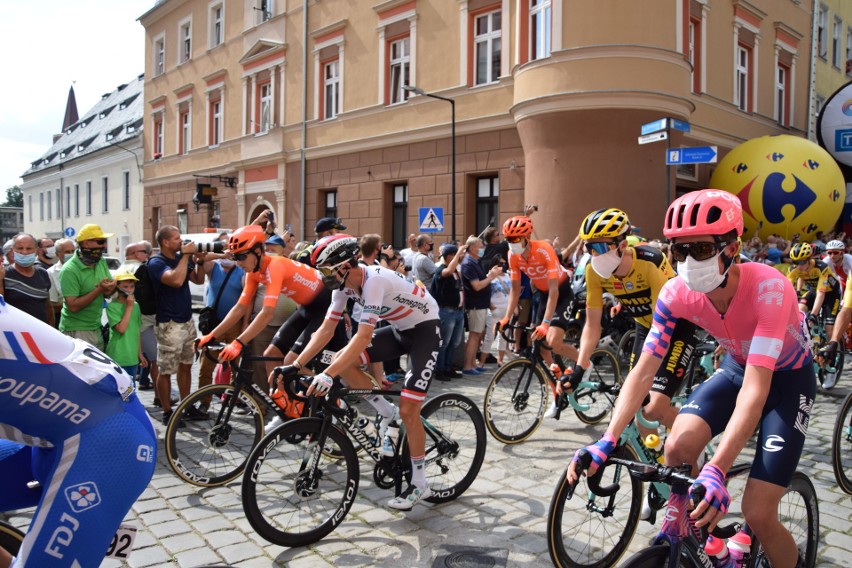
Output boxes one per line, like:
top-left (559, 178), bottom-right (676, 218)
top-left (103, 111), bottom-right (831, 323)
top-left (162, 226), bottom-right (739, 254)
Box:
top-left (617, 329), bottom-right (718, 389)
top-left (240, 367), bottom-right (487, 547)
top-left (831, 389), bottom-right (852, 495)
top-left (482, 325), bottom-right (622, 444)
top-left (808, 314), bottom-right (845, 388)
top-left (601, 456), bottom-right (819, 568)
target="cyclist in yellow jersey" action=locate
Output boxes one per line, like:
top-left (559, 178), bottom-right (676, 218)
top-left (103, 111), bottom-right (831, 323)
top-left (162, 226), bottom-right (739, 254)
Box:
top-left (787, 242), bottom-right (841, 322)
top-left (571, 208), bottom-right (699, 431)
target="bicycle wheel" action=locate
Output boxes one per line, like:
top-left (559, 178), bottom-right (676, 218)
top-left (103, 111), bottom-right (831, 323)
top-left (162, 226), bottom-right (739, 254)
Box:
top-left (165, 384), bottom-right (265, 487)
top-left (619, 544), bottom-right (691, 567)
top-left (573, 348), bottom-right (619, 425)
top-left (482, 358), bottom-right (548, 444)
top-left (832, 391), bottom-right (852, 495)
top-left (409, 393), bottom-right (487, 504)
top-left (547, 444), bottom-right (642, 568)
top-left (616, 328), bottom-right (636, 378)
top-left (0, 520), bottom-right (24, 557)
top-left (241, 417), bottom-right (360, 547)
top-left (749, 472), bottom-right (819, 568)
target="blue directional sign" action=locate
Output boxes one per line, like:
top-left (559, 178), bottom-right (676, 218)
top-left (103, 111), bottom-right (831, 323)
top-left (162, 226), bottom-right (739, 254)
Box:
top-left (666, 146), bottom-right (718, 165)
top-left (64, 226), bottom-right (76, 238)
top-left (670, 119), bottom-right (691, 133)
top-left (641, 119), bottom-right (668, 136)
top-left (419, 207), bottom-right (444, 233)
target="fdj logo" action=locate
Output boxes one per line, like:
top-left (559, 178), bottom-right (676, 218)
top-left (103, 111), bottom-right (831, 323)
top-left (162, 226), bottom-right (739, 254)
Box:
top-left (65, 482), bottom-right (102, 513)
top-left (835, 128), bottom-right (852, 152)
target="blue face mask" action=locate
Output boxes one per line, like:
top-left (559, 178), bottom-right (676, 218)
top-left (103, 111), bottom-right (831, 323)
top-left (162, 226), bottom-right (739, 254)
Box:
top-left (477, 247), bottom-right (485, 258)
top-left (14, 252), bottom-right (37, 267)
top-left (64, 253), bottom-right (75, 263)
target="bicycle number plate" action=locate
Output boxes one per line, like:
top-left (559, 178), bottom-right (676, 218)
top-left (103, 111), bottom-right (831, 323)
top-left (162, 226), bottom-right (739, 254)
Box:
top-left (105, 524), bottom-right (136, 559)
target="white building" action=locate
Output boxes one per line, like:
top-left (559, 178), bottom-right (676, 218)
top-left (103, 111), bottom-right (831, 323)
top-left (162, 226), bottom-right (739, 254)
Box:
top-left (21, 75), bottom-right (144, 260)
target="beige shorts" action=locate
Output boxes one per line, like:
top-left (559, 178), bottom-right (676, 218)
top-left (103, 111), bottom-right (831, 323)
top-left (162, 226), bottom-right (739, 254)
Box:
top-left (466, 308), bottom-right (487, 334)
top-left (155, 320), bottom-right (197, 374)
top-left (65, 329), bottom-right (103, 351)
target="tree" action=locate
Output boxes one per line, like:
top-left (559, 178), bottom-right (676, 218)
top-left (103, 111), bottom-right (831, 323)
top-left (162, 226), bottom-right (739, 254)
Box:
top-left (2, 186), bottom-right (22, 208)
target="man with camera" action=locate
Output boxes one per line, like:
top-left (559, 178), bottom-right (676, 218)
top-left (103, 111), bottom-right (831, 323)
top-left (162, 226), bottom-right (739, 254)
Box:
top-left (147, 225), bottom-right (206, 425)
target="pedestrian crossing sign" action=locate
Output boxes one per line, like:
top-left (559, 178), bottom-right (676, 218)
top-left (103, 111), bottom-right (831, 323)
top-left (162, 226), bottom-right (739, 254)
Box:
top-left (419, 207), bottom-right (444, 233)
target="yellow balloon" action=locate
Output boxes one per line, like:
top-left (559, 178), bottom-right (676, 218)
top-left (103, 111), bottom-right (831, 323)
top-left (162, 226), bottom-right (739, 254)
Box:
top-left (708, 135), bottom-right (845, 241)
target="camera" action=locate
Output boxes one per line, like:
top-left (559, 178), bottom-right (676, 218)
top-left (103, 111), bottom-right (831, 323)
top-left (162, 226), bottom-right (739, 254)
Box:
top-left (194, 241), bottom-right (225, 253)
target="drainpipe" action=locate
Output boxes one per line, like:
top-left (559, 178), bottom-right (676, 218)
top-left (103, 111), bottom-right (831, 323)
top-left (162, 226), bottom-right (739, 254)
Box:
top-left (807, 4), bottom-right (818, 140)
top-left (300, 0), bottom-right (308, 240)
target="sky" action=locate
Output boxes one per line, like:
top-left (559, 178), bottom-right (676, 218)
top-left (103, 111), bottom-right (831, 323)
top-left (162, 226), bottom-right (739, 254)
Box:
top-left (0, 0), bottom-right (153, 196)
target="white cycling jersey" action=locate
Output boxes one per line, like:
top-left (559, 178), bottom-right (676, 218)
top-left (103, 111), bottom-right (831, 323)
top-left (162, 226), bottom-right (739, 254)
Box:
top-left (327, 265), bottom-right (438, 331)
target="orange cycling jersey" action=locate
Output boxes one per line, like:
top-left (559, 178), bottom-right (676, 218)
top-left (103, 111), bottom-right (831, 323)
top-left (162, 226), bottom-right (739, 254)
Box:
top-left (237, 255), bottom-right (324, 308)
top-left (508, 240), bottom-right (569, 292)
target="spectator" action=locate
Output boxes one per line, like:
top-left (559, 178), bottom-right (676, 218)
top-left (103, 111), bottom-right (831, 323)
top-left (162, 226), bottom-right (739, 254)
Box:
top-left (2, 238), bottom-right (13, 265)
top-left (315, 217), bottom-right (346, 240)
top-left (47, 237), bottom-right (76, 327)
top-left (147, 225), bottom-right (205, 425)
top-left (106, 270), bottom-right (147, 384)
top-left (265, 234), bottom-right (288, 257)
top-left (412, 234), bottom-right (438, 288)
top-left (1, 232), bottom-right (53, 325)
top-left (485, 257), bottom-right (512, 365)
top-left (480, 226), bottom-right (508, 271)
top-left (432, 243), bottom-right (468, 380)
top-left (59, 224), bottom-right (116, 349)
top-left (399, 233), bottom-right (418, 269)
top-left (811, 231), bottom-right (828, 256)
top-left (460, 236), bottom-right (503, 374)
top-left (119, 240), bottom-right (158, 391)
top-left (36, 237), bottom-right (57, 269)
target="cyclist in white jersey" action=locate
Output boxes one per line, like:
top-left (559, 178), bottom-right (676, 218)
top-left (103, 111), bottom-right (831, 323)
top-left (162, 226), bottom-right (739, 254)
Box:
top-left (280, 234), bottom-right (441, 510)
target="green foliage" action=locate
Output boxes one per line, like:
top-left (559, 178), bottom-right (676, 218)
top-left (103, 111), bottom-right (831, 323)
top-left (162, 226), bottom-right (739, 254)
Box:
top-left (2, 186), bottom-right (23, 208)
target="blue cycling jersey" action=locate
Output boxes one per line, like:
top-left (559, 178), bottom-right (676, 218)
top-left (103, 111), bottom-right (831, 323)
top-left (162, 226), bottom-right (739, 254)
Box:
top-left (0, 295), bottom-right (156, 567)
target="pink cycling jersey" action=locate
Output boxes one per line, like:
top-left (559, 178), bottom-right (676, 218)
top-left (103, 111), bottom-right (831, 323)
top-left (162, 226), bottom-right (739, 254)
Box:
top-left (644, 263), bottom-right (811, 371)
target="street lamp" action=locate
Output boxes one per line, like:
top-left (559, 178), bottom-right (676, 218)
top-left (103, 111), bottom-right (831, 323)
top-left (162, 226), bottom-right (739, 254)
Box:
top-left (403, 85), bottom-right (456, 242)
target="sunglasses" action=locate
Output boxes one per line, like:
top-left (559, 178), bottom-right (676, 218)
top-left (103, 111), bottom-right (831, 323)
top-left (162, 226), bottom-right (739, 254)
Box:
top-left (827, 251), bottom-right (842, 256)
top-left (232, 252), bottom-right (250, 261)
top-left (670, 241), bottom-right (728, 263)
top-left (506, 236), bottom-right (525, 244)
top-left (585, 241), bottom-right (617, 256)
top-left (92, 239), bottom-right (107, 245)
top-left (317, 260), bottom-right (350, 277)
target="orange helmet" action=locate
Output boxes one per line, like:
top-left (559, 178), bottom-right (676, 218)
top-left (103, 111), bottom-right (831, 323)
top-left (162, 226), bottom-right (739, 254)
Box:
top-left (228, 225), bottom-right (266, 254)
top-left (502, 216), bottom-right (533, 238)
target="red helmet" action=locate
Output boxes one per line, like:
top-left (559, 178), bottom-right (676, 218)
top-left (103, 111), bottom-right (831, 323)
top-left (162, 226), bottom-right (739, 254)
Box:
top-left (228, 225), bottom-right (266, 254)
top-left (502, 216), bottom-right (533, 238)
top-left (663, 190), bottom-right (743, 240)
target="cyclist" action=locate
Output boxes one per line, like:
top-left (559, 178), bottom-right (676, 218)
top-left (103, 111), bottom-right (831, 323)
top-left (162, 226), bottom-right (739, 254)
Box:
top-left (497, 215), bottom-right (579, 417)
top-left (196, 225), bottom-right (347, 378)
top-left (567, 190), bottom-right (815, 568)
top-left (787, 242), bottom-right (840, 319)
top-left (822, 239), bottom-right (852, 290)
top-left (282, 234), bottom-right (441, 511)
top-left (0, 295), bottom-right (156, 568)
top-left (574, 208), bottom-right (698, 432)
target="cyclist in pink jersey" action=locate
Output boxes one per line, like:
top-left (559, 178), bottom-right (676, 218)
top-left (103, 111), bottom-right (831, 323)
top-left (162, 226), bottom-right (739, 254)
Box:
top-left (568, 190), bottom-right (815, 568)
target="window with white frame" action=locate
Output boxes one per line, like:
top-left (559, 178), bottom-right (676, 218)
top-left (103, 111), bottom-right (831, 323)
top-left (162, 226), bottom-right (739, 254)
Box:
top-left (474, 10), bottom-right (501, 85)
top-left (65, 186), bottom-right (70, 218)
top-left (259, 82), bottom-right (272, 131)
top-left (180, 19), bottom-right (192, 63)
top-left (324, 59), bottom-right (340, 119)
top-left (389, 37), bottom-right (410, 104)
top-left (153, 111), bottom-right (164, 158)
top-left (74, 184), bottom-right (79, 217)
top-left (47, 189), bottom-right (52, 220)
top-left (86, 181), bottom-right (92, 216)
top-left (180, 107), bottom-right (191, 154)
top-left (39, 192), bottom-right (43, 221)
top-left (775, 62), bottom-right (789, 126)
top-left (530, 0), bottom-right (551, 61)
top-left (834, 16), bottom-right (842, 68)
top-left (735, 44), bottom-right (750, 112)
top-left (56, 188), bottom-right (60, 219)
top-left (28, 194), bottom-right (32, 222)
top-left (123, 171), bottom-right (131, 210)
top-left (324, 190), bottom-right (338, 219)
top-left (102, 177), bottom-right (109, 213)
top-left (818, 5), bottom-right (828, 59)
top-left (256, 0), bottom-right (272, 24)
top-left (154, 34), bottom-right (165, 76)
top-left (210, 3), bottom-right (224, 48)
top-left (209, 94), bottom-right (223, 146)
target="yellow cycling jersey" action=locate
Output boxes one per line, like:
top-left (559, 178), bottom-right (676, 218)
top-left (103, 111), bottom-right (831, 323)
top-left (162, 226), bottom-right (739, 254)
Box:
top-left (786, 259), bottom-right (839, 295)
top-left (586, 245), bottom-right (674, 329)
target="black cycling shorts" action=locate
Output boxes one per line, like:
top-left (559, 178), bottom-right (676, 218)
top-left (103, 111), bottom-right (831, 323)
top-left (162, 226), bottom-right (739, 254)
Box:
top-left (633, 319), bottom-right (699, 398)
top-left (271, 287), bottom-right (348, 363)
top-left (680, 355), bottom-right (816, 488)
top-left (533, 279), bottom-right (574, 330)
top-left (364, 320), bottom-right (441, 403)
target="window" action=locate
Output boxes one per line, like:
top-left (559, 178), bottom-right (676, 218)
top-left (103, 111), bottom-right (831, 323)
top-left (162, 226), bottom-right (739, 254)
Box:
top-left (28, 194), bottom-right (32, 222)
top-left (123, 171), bottom-right (131, 210)
top-left (735, 44), bottom-right (750, 112)
top-left (65, 186), bottom-right (70, 218)
top-left (476, 176), bottom-right (499, 236)
top-left (686, 11), bottom-right (703, 93)
top-left (39, 192), bottom-right (44, 221)
top-left (258, 82), bottom-right (272, 132)
top-left (256, 0), bottom-right (272, 24)
top-left (102, 177), bottom-right (109, 213)
top-left (530, 0), bottom-right (551, 61)
top-left (180, 20), bottom-right (192, 63)
top-left (323, 60), bottom-right (340, 119)
top-left (834, 17), bottom-right (842, 68)
top-left (180, 108), bottom-right (191, 154)
top-left (154, 34), bottom-right (165, 76)
top-left (775, 60), bottom-right (791, 126)
top-left (47, 190), bottom-right (52, 221)
top-left (56, 188), bottom-right (61, 219)
top-left (153, 112), bottom-right (164, 158)
top-left (474, 10), bottom-right (501, 85)
top-left (324, 190), bottom-right (338, 219)
top-left (177, 206), bottom-right (188, 234)
top-left (86, 181), bottom-right (92, 215)
top-left (74, 184), bottom-right (79, 217)
top-left (209, 95), bottom-right (223, 146)
top-left (818, 5), bottom-right (828, 59)
top-left (392, 184), bottom-right (408, 249)
top-left (389, 37), bottom-right (410, 104)
top-left (210, 3), bottom-right (223, 48)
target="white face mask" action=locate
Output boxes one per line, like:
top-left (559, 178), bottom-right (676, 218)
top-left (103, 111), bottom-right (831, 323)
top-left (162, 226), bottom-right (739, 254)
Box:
top-left (678, 252), bottom-right (728, 293)
top-left (508, 242), bottom-right (525, 255)
top-left (44, 246), bottom-right (56, 258)
top-left (590, 249), bottom-right (621, 279)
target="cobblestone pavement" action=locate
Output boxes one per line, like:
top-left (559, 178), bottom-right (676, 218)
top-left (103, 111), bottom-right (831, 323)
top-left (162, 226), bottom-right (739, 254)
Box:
top-left (4, 361), bottom-right (851, 567)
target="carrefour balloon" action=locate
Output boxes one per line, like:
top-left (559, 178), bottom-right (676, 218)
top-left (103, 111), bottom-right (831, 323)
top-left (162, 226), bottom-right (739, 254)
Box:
top-left (708, 135), bottom-right (844, 241)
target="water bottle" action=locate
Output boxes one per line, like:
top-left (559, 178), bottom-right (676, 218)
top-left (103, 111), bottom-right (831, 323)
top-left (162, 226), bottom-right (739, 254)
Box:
top-left (727, 530), bottom-right (752, 566)
top-left (704, 535), bottom-right (734, 567)
top-left (382, 421), bottom-right (400, 456)
top-left (549, 363), bottom-right (563, 379)
top-left (644, 433), bottom-right (666, 464)
top-left (356, 416), bottom-right (378, 446)
top-left (271, 389), bottom-right (288, 410)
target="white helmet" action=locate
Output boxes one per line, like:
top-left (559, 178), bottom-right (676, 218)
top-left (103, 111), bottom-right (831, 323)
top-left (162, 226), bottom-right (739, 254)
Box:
top-left (826, 240), bottom-right (845, 251)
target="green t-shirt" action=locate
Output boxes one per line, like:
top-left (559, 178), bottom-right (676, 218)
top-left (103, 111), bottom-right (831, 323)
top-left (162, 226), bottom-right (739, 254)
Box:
top-left (58, 254), bottom-right (111, 332)
top-left (106, 299), bottom-right (142, 366)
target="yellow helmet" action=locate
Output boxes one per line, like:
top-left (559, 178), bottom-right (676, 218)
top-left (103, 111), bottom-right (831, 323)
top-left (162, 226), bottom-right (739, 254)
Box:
top-left (579, 208), bottom-right (631, 240)
top-left (789, 243), bottom-right (813, 262)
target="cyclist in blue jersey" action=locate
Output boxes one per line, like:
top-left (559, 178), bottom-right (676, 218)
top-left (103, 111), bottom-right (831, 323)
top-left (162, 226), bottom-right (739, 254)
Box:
top-left (0, 295), bottom-right (156, 568)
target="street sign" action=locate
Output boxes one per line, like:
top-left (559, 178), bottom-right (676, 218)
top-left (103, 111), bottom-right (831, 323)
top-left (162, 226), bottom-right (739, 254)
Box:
top-left (670, 119), bottom-right (691, 133)
top-left (641, 119), bottom-right (668, 136)
top-left (64, 227), bottom-right (76, 238)
top-left (638, 131), bottom-right (668, 145)
top-left (419, 207), bottom-right (444, 233)
top-left (666, 146), bottom-right (718, 165)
